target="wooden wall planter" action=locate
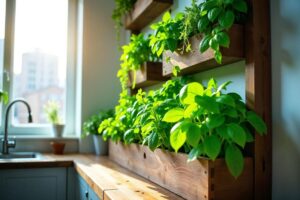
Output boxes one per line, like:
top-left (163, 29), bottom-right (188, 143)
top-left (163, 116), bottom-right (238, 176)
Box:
top-left (125, 0), bottom-right (173, 31)
top-left (109, 141), bottom-right (253, 200)
top-left (163, 24), bottom-right (245, 77)
top-left (128, 62), bottom-right (167, 88)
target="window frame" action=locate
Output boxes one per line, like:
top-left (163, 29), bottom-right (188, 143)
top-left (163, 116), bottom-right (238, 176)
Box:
top-left (1, 0), bottom-right (78, 137)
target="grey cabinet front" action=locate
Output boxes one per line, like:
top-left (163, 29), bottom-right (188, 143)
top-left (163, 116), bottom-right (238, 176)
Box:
top-left (0, 168), bottom-right (67, 200)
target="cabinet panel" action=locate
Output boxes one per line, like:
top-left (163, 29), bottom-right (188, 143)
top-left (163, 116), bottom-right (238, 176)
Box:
top-left (0, 168), bottom-right (67, 200)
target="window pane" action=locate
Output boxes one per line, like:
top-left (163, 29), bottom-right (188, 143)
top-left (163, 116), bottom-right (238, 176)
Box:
top-left (0, 0), bottom-right (5, 90)
top-left (12, 0), bottom-right (68, 125)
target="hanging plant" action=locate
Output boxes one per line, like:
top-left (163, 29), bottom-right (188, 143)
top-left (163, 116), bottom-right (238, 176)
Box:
top-left (112, 0), bottom-right (137, 43)
top-left (117, 33), bottom-right (160, 90)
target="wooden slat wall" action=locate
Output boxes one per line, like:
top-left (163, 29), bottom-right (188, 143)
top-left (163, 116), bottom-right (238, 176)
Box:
top-left (245, 0), bottom-right (272, 199)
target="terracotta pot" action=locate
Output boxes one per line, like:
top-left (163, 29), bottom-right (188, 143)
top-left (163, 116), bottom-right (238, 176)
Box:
top-left (50, 142), bottom-right (66, 155)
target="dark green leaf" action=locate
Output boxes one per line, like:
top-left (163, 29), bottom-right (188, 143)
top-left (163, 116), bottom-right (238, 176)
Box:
top-left (214, 50), bottom-right (222, 64)
top-left (227, 123), bottom-right (246, 147)
top-left (195, 96), bottom-right (219, 113)
top-left (216, 95), bottom-right (236, 107)
top-left (124, 129), bottom-right (135, 144)
top-left (199, 35), bottom-right (211, 53)
top-left (215, 32), bottom-right (230, 48)
top-left (185, 123), bottom-right (202, 148)
top-left (206, 115), bottom-right (225, 130)
top-left (198, 17), bottom-right (210, 32)
top-left (209, 37), bottom-right (219, 51)
top-left (148, 132), bottom-right (159, 151)
top-left (208, 7), bottom-right (222, 22)
top-left (204, 135), bottom-right (221, 160)
top-left (233, 0), bottom-right (248, 13)
top-left (219, 10), bottom-right (235, 29)
top-left (225, 144), bottom-right (244, 178)
top-left (246, 111), bottom-right (267, 135)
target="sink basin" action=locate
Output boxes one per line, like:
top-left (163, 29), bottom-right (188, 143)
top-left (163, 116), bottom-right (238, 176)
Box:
top-left (0, 152), bottom-right (43, 160)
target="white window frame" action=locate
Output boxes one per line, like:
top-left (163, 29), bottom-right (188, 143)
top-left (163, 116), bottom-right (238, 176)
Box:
top-left (1, 0), bottom-right (78, 137)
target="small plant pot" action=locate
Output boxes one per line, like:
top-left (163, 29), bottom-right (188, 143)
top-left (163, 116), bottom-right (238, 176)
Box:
top-left (50, 142), bottom-right (66, 155)
top-left (93, 135), bottom-right (108, 155)
top-left (52, 124), bottom-right (65, 138)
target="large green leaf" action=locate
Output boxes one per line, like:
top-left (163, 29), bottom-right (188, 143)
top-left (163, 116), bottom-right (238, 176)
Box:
top-left (179, 82), bottom-right (204, 105)
top-left (185, 123), bottom-right (202, 148)
top-left (219, 10), bottom-right (235, 29)
top-left (206, 114), bottom-right (225, 130)
top-left (233, 0), bottom-right (248, 13)
top-left (195, 96), bottom-right (219, 113)
top-left (225, 144), bottom-right (244, 178)
top-left (199, 35), bottom-right (211, 53)
top-left (204, 135), bottom-right (221, 160)
top-left (170, 122), bottom-right (187, 152)
top-left (227, 123), bottom-right (246, 147)
top-left (216, 95), bottom-right (236, 107)
top-left (215, 32), bottom-right (230, 48)
top-left (246, 111), bottom-right (267, 135)
top-left (198, 17), bottom-right (210, 33)
top-left (162, 11), bottom-right (171, 22)
top-left (162, 107), bottom-right (184, 122)
top-left (208, 7), bottom-right (222, 22)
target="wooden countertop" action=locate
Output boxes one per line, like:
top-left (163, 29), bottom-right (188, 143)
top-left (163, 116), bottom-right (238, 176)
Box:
top-left (0, 154), bottom-right (183, 200)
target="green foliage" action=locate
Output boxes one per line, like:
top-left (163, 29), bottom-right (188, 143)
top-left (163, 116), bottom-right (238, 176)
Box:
top-left (198, 0), bottom-right (248, 63)
top-left (99, 77), bottom-right (267, 178)
top-left (44, 101), bottom-right (62, 124)
top-left (0, 90), bottom-right (8, 104)
top-left (118, 33), bottom-right (160, 90)
top-left (163, 78), bottom-right (267, 177)
top-left (82, 109), bottom-right (114, 137)
top-left (149, 12), bottom-right (184, 56)
top-left (112, 0), bottom-right (136, 43)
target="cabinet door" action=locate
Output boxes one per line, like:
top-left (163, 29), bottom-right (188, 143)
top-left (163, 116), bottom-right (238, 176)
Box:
top-left (0, 168), bottom-right (67, 200)
top-left (88, 187), bottom-right (101, 200)
top-left (75, 173), bottom-right (89, 200)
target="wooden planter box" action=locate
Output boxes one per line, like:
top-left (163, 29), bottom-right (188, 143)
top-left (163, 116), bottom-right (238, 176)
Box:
top-left (163, 24), bottom-right (245, 77)
top-left (128, 62), bottom-right (167, 88)
top-left (125, 0), bottom-right (173, 31)
top-left (109, 141), bottom-right (253, 200)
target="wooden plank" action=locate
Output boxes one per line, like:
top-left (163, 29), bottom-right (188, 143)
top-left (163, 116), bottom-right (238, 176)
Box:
top-left (125, 0), bottom-right (173, 31)
top-left (109, 141), bottom-right (253, 200)
top-left (162, 24), bottom-right (244, 77)
top-left (128, 62), bottom-right (167, 88)
top-left (245, 0), bottom-right (272, 199)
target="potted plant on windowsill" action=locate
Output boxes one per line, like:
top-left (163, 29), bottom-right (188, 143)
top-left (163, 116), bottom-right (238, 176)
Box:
top-left (83, 109), bottom-right (114, 155)
top-left (44, 100), bottom-right (64, 138)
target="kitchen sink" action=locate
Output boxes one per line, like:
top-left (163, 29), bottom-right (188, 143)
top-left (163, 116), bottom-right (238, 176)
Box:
top-left (0, 152), bottom-right (43, 160)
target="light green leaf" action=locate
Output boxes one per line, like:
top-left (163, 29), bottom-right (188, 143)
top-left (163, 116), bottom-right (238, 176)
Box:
top-left (227, 123), bottom-right (246, 147)
top-left (162, 11), bottom-right (171, 22)
top-left (204, 135), bottom-right (221, 160)
top-left (188, 144), bottom-right (203, 162)
top-left (179, 82), bottom-right (204, 105)
top-left (162, 107), bottom-right (184, 123)
top-left (206, 115), bottom-right (225, 130)
top-left (170, 122), bottom-right (187, 152)
top-left (225, 144), bottom-right (244, 178)
top-left (184, 103), bottom-right (198, 118)
top-left (246, 111), bottom-right (267, 135)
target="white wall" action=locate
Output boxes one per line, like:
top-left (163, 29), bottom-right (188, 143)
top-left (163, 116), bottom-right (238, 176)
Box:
top-left (78, 0), bottom-right (121, 152)
top-left (271, 0), bottom-right (300, 198)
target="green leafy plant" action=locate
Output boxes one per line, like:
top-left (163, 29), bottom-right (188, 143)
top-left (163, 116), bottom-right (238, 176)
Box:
top-left (0, 90), bottom-right (8, 104)
top-left (162, 78), bottom-right (266, 178)
top-left (118, 33), bottom-right (160, 90)
top-left (112, 0), bottom-right (137, 43)
top-left (198, 0), bottom-right (248, 63)
top-left (149, 12), bottom-right (184, 57)
top-left (83, 109), bottom-right (114, 137)
top-left (44, 101), bottom-right (63, 124)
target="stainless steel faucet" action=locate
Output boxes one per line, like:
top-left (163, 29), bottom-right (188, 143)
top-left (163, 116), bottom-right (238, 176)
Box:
top-left (2, 99), bottom-right (33, 154)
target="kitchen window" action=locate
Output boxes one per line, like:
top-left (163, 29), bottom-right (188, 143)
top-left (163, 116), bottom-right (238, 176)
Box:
top-left (0, 0), bottom-right (78, 136)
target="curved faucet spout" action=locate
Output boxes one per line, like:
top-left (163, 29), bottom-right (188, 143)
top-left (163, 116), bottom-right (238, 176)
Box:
top-left (2, 99), bottom-right (33, 154)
